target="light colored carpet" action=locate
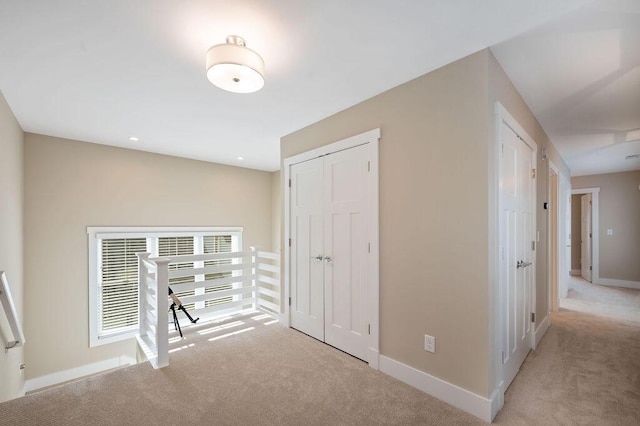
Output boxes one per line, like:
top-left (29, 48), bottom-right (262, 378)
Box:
top-left (495, 277), bottom-right (640, 425)
top-left (560, 276), bottom-right (640, 324)
top-left (0, 312), bottom-right (484, 426)
top-left (2, 278), bottom-right (638, 425)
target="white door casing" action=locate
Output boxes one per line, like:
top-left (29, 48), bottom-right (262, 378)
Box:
top-left (563, 177), bottom-right (571, 298)
top-left (581, 193), bottom-right (592, 282)
top-left (497, 104), bottom-right (536, 392)
top-left (548, 165), bottom-right (559, 313)
top-left (283, 129), bottom-right (380, 367)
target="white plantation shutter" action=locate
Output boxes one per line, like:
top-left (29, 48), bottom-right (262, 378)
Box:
top-left (99, 238), bottom-right (147, 334)
top-left (159, 236), bottom-right (195, 310)
top-left (203, 235), bottom-right (233, 307)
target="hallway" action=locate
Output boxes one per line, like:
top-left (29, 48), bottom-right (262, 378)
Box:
top-left (495, 276), bottom-right (640, 425)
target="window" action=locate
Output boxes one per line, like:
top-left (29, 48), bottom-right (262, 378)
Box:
top-left (88, 227), bottom-right (242, 347)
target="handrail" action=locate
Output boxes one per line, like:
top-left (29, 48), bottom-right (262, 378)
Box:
top-left (136, 248), bottom-right (281, 369)
top-left (0, 271), bottom-right (26, 352)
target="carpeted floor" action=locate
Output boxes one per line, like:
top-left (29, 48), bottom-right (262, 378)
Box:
top-left (495, 277), bottom-right (640, 425)
top-left (1, 277), bottom-right (638, 425)
top-left (0, 313), bottom-right (484, 426)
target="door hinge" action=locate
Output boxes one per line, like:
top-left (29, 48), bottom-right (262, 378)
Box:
top-left (589, 233), bottom-right (592, 238)
top-left (501, 144), bottom-right (504, 157)
top-left (531, 241), bottom-right (536, 251)
top-left (288, 179), bottom-right (291, 188)
top-left (590, 266), bottom-right (592, 271)
top-left (368, 242), bottom-right (371, 253)
top-left (289, 238), bottom-right (292, 247)
top-left (531, 168), bottom-right (536, 179)
top-left (501, 351), bottom-right (505, 363)
top-left (289, 297), bottom-right (291, 306)
top-left (367, 161), bottom-right (371, 172)
top-left (368, 324), bottom-right (371, 335)
top-left (531, 312), bottom-right (536, 323)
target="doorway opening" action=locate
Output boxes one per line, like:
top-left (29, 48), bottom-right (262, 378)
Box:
top-left (570, 188), bottom-right (600, 285)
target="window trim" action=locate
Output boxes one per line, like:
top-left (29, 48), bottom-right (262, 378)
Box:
top-left (88, 226), bottom-right (243, 347)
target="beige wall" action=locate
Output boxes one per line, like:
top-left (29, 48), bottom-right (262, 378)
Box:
top-left (280, 49), bottom-right (568, 398)
top-left (282, 51), bottom-right (491, 396)
top-left (487, 52), bottom-right (569, 337)
top-left (24, 133), bottom-right (273, 380)
top-left (572, 171), bottom-right (640, 282)
top-left (0, 91), bottom-right (25, 402)
top-left (571, 194), bottom-right (582, 271)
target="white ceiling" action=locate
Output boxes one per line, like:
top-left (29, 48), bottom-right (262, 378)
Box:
top-left (492, 0), bottom-right (640, 176)
top-left (2, 0), bottom-right (630, 175)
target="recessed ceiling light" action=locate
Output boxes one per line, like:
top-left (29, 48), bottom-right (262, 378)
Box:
top-left (625, 154), bottom-right (639, 160)
top-left (128, 136), bottom-right (139, 141)
top-left (237, 157), bottom-right (244, 161)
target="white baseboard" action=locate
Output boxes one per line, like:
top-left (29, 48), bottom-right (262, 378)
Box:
top-left (535, 314), bottom-right (551, 347)
top-left (379, 355), bottom-right (494, 423)
top-left (570, 270), bottom-right (581, 276)
top-left (595, 278), bottom-right (640, 290)
top-left (22, 355), bottom-right (136, 394)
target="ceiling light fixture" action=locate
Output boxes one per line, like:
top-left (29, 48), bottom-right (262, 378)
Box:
top-left (206, 35), bottom-right (265, 93)
top-left (128, 136), bottom-right (139, 141)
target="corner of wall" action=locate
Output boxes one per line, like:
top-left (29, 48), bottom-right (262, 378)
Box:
top-left (0, 90), bottom-right (26, 402)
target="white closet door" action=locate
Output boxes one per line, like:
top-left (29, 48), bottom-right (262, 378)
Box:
top-left (290, 157), bottom-right (324, 341)
top-left (289, 143), bottom-right (370, 361)
top-left (323, 144), bottom-right (369, 361)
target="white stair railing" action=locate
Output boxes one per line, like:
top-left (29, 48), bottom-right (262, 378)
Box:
top-left (136, 248), bottom-right (280, 369)
top-left (0, 271), bottom-right (26, 352)
top-left (254, 249), bottom-right (281, 316)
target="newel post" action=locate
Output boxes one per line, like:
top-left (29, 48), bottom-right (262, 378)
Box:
top-left (153, 256), bottom-right (171, 368)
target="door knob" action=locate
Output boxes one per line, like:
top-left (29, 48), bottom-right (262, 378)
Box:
top-left (516, 260), bottom-right (532, 269)
top-left (324, 256), bottom-right (332, 263)
top-left (311, 255), bottom-right (323, 262)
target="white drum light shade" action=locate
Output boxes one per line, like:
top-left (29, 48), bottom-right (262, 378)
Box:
top-left (206, 36), bottom-right (265, 93)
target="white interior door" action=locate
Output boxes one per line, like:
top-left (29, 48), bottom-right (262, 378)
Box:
top-left (499, 122), bottom-right (535, 390)
top-left (564, 190), bottom-right (571, 297)
top-left (581, 194), bottom-right (592, 282)
top-left (323, 145), bottom-right (368, 361)
top-left (289, 144), bottom-right (370, 361)
top-left (290, 157), bottom-right (324, 341)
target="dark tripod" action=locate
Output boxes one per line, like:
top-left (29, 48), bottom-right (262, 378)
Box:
top-left (169, 287), bottom-right (199, 338)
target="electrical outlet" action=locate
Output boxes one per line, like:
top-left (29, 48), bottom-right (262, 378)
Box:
top-left (424, 335), bottom-right (436, 353)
